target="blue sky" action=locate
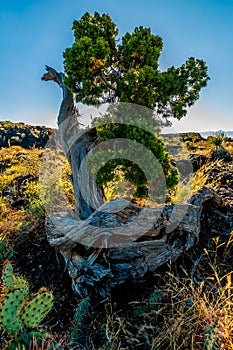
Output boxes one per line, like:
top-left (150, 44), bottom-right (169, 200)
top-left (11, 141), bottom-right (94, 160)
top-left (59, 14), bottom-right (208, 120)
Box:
top-left (0, 0), bottom-right (232, 132)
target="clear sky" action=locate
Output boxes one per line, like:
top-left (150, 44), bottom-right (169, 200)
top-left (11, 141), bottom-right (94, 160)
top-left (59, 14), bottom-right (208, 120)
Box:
top-left (0, 0), bottom-right (232, 132)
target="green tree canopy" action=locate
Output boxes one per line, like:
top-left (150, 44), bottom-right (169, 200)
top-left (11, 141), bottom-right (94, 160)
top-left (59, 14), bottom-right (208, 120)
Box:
top-left (63, 12), bottom-right (210, 200)
top-left (63, 11), bottom-right (210, 120)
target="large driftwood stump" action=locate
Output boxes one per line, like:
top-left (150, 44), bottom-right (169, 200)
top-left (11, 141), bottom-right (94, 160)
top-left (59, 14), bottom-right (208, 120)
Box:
top-left (42, 66), bottom-right (229, 297)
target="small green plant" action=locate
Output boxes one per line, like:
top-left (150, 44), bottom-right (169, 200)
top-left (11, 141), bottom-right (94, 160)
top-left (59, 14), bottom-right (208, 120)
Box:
top-left (39, 148), bottom-right (75, 214)
top-left (23, 180), bottom-right (46, 219)
top-left (0, 235), bottom-right (14, 261)
top-left (7, 331), bottom-right (43, 350)
top-left (0, 262), bottom-right (54, 341)
top-left (69, 296), bottom-right (91, 348)
top-left (131, 289), bottom-right (163, 320)
top-left (7, 331), bottom-right (67, 350)
top-left (204, 320), bottom-right (218, 350)
top-left (208, 132), bottom-right (225, 150)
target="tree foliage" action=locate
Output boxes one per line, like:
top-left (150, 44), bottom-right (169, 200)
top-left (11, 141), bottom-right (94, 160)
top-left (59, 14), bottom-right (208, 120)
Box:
top-left (63, 11), bottom-right (210, 120)
top-left (87, 122), bottom-right (179, 199)
top-left (63, 12), bottom-right (210, 199)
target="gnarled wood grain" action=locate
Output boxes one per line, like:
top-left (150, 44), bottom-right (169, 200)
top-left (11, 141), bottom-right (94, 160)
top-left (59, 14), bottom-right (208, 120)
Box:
top-left (42, 66), bottom-right (231, 297)
top-left (42, 66), bottom-right (104, 220)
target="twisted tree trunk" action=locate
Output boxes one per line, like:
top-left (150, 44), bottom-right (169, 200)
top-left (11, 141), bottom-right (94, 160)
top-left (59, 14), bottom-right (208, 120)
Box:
top-left (42, 66), bottom-right (233, 298)
top-left (42, 66), bottom-right (104, 220)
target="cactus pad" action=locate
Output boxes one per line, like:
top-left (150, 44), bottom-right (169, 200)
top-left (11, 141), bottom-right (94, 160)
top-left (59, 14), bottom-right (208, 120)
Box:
top-left (1, 263), bottom-right (29, 296)
top-left (2, 262), bottom-right (14, 291)
top-left (13, 277), bottom-right (29, 296)
top-left (1, 289), bottom-right (25, 335)
top-left (21, 289), bottom-right (54, 328)
top-left (0, 263), bottom-right (54, 336)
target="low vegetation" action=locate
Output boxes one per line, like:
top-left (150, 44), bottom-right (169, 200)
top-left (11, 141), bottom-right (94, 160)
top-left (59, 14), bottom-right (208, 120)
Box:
top-left (0, 130), bottom-right (233, 349)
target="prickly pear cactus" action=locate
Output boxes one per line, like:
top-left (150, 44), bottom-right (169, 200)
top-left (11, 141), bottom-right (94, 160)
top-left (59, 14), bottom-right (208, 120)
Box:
top-left (0, 263), bottom-right (54, 337)
top-left (1, 262), bottom-right (29, 296)
top-left (13, 278), bottom-right (29, 297)
top-left (1, 262), bottom-right (15, 290)
top-left (21, 288), bottom-right (54, 328)
top-left (1, 289), bottom-right (25, 336)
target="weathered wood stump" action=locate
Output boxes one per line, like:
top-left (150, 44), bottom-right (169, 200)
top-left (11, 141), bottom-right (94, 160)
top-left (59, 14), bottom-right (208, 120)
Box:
top-left (42, 66), bottom-right (232, 297)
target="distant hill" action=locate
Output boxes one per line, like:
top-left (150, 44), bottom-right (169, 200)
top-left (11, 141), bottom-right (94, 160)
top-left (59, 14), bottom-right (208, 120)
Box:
top-left (162, 130), bottom-right (233, 140)
top-left (0, 121), bottom-right (232, 149)
top-left (199, 130), bottom-right (233, 138)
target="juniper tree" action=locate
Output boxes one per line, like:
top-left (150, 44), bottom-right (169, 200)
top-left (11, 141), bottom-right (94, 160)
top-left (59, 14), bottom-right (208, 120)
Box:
top-left (62, 12), bottom-right (209, 200)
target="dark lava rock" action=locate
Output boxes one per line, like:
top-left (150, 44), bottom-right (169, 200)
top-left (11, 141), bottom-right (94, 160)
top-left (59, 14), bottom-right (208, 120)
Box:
top-left (189, 154), bottom-right (208, 172)
top-left (210, 148), bottom-right (232, 162)
top-left (0, 121), bottom-right (54, 149)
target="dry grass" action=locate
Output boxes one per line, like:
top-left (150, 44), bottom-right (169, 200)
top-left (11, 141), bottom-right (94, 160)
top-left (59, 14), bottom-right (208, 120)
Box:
top-left (24, 334), bottom-right (71, 350)
top-left (1, 136), bottom-right (233, 349)
top-left (0, 146), bottom-right (74, 236)
top-left (77, 231), bottom-right (233, 350)
top-left (0, 205), bottom-right (26, 236)
top-left (171, 154), bottom-right (233, 204)
top-left (171, 170), bottom-right (209, 204)
top-left (225, 142), bottom-right (233, 155)
top-left (88, 250), bottom-right (233, 350)
top-left (151, 267), bottom-right (233, 349)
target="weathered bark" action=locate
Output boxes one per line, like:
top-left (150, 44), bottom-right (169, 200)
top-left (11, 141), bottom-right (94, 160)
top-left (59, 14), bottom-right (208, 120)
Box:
top-left (45, 185), bottom-right (230, 297)
top-left (42, 67), bottom-right (233, 298)
top-left (46, 200), bottom-right (199, 296)
top-left (42, 66), bottom-right (104, 219)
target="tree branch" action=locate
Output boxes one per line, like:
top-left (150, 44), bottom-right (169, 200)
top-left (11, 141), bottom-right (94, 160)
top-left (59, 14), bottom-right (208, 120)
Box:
top-left (100, 72), bottom-right (117, 92)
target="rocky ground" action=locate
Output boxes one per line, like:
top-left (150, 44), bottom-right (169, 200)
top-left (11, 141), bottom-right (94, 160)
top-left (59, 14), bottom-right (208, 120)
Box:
top-left (0, 121), bottom-right (53, 149)
top-left (1, 122), bottom-right (233, 349)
